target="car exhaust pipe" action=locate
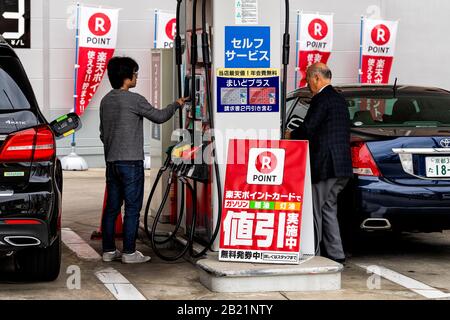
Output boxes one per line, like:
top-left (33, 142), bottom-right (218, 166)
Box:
top-left (360, 218), bottom-right (392, 231)
top-left (3, 236), bottom-right (41, 247)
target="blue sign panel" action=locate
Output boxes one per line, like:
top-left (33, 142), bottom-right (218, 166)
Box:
top-left (225, 26), bottom-right (271, 68)
top-left (217, 69), bottom-right (279, 113)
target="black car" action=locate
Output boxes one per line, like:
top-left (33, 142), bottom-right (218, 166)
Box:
top-left (0, 37), bottom-right (79, 281)
top-left (286, 85), bottom-right (450, 240)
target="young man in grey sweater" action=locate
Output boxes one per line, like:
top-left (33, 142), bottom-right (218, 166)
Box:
top-left (100, 56), bottom-right (186, 263)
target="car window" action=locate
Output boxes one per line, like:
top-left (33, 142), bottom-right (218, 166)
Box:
top-left (348, 96), bottom-right (450, 127)
top-left (0, 58), bottom-right (31, 110)
top-left (287, 98), bottom-right (310, 120)
top-left (286, 93), bottom-right (450, 128)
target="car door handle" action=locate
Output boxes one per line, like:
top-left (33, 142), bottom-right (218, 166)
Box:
top-left (0, 190), bottom-right (14, 197)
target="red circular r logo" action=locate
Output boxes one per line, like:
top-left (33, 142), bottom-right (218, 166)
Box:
top-left (255, 151), bottom-right (278, 174)
top-left (371, 24), bottom-right (390, 46)
top-left (308, 19), bottom-right (328, 41)
top-left (165, 18), bottom-right (177, 41)
top-left (88, 13), bottom-right (111, 36)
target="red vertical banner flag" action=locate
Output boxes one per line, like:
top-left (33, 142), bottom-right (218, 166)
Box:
top-left (360, 19), bottom-right (398, 84)
top-left (298, 13), bottom-right (333, 88)
top-left (219, 140), bottom-right (310, 264)
top-left (76, 6), bottom-right (120, 116)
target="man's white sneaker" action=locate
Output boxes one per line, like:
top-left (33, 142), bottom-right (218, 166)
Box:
top-left (102, 249), bottom-right (122, 262)
top-left (121, 250), bottom-right (151, 264)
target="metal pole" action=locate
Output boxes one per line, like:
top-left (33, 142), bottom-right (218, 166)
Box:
top-left (72, 2), bottom-right (81, 146)
top-left (154, 9), bottom-right (158, 49)
top-left (294, 10), bottom-right (300, 89)
top-left (358, 15), bottom-right (364, 83)
top-left (281, 0), bottom-right (290, 138)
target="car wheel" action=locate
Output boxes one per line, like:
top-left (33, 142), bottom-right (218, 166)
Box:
top-left (15, 234), bottom-right (61, 282)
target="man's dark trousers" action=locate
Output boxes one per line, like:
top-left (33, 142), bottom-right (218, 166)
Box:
top-left (102, 160), bottom-right (144, 254)
top-left (312, 177), bottom-right (349, 260)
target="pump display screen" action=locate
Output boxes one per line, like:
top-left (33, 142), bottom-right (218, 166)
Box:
top-left (0, 0), bottom-right (31, 48)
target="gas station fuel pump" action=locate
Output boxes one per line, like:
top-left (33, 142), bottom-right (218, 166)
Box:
top-left (144, 0), bottom-right (291, 261)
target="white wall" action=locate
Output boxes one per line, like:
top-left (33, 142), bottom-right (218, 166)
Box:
top-left (12, 0), bottom-right (450, 167)
top-left (16, 0), bottom-right (176, 167)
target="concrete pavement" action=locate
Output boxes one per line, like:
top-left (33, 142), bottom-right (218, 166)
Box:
top-left (0, 169), bottom-right (449, 300)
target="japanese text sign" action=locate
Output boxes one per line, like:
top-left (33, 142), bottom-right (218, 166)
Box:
top-left (225, 26), bottom-right (270, 68)
top-left (298, 13), bottom-right (333, 88)
top-left (76, 6), bottom-right (119, 116)
top-left (360, 19), bottom-right (398, 84)
top-left (217, 68), bottom-right (279, 113)
top-left (219, 139), bottom-right (309, 264)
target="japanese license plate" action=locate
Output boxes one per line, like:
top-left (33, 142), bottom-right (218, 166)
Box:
top-left (425, 157), bottom-right (450, 177)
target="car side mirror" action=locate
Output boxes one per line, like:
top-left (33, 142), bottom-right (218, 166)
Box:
top-left (49, 112), bottom-right (82, 139)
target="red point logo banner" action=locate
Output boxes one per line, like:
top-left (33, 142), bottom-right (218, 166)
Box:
top-left (76, 6), bottom-right (120, 116)
top-left (79, 6), bottom-right (119, 49)
top-left (88, 13), bottom-right (111, 36)
top-left (298, 13), bottom-right (333, 88)
top-left (247, 148), bottom-right (285, 185)
top-left (255, 151), bottom-right (278, 174)
top-left (308, 19), bottom-right (328, 41)
top-left (165, 18), bottom-right (177, 41)
top-left (371, 24), bottom-right (390, 46)
top-left (361, 19), bottom-right (398, 84)
top-left (155, 11), bottom-right (176, 48)
top-left (220, 140), bottom-right (312, 264)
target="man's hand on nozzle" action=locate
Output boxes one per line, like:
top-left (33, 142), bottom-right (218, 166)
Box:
top-left (176, 97), bottom-right (190, 108)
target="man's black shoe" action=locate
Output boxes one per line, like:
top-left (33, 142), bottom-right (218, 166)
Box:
top-left (323, 254), bottom-right (346, 264)
top-left (332, 258), bottom-right (346, 264)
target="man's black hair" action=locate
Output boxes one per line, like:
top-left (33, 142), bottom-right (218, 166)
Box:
top-left (107, 57), bottom-right (139, 89)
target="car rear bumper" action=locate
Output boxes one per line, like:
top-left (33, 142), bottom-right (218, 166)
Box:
top-left (0, 219), bottom-right (49, 250)
top-left (355, 176), bottom-right (450, 231)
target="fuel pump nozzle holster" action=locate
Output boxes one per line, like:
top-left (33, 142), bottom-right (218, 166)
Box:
top-left (170, 142), bottom-right (209, 183)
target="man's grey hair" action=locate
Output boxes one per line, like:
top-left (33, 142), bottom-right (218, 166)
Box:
top-left (307, 64), bottom-right (332, 80)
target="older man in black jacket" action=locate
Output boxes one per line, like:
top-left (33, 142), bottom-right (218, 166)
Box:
top-left (291, 63), bottom-right (352, 263)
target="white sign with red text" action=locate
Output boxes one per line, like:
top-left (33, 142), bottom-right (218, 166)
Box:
top-left (361, 19), bottom-right (398, 84)
top-left (298, 13), bottom-right (333, 87)
top-left (76, 6), bottom-right (119, 116)
top-left (220, 140), bottom-right (315, 265)
top-left (155, 11), bottom-right (176, 49)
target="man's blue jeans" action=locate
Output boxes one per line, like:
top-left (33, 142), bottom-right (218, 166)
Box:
top-left (102, 160), bottom-right (144, 254)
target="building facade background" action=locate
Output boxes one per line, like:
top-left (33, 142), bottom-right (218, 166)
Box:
top-left (11, 0), bottom-right (450, 167)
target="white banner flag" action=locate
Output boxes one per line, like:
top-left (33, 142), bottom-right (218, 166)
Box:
top-left (298, 13), bottom-right (333, 87)
top-left (76, 6), bottom-right (120, 115)
top-left (361, 19), bottom-right (398, 84)
top-left (155, 11), bottom-right (176, 49)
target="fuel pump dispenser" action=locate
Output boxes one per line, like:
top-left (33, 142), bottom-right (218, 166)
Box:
top-left (144, 0), bottom-right (291, 261)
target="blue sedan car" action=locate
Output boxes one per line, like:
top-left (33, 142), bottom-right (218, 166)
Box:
top-left (286, 85), bottom-right (450, 236)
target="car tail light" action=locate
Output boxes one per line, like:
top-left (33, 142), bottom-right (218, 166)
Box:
top-left (3, 219), bottom-right (42, 225)
top-left (34, 126), bottom-right (56, 161)
top-left (0, 125), bottom-right (55, 162)
top-left (351, 142), bottom-right (381, 176)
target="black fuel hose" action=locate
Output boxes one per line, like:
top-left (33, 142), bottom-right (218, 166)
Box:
top-left (150, 171), bottom-right (195, 261)
top-left (280, 1), bottom-right (319, 255)
top-left (145, 0), bottom-right (203, 261)
top-left (188, 0), bottom-right (223, 258)
top-left (143, 159), bottom-right (184, 246)
top-left (144, 0), bottom-right (189, 259)
top-left (281, 0), bottom-right (290, 138)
